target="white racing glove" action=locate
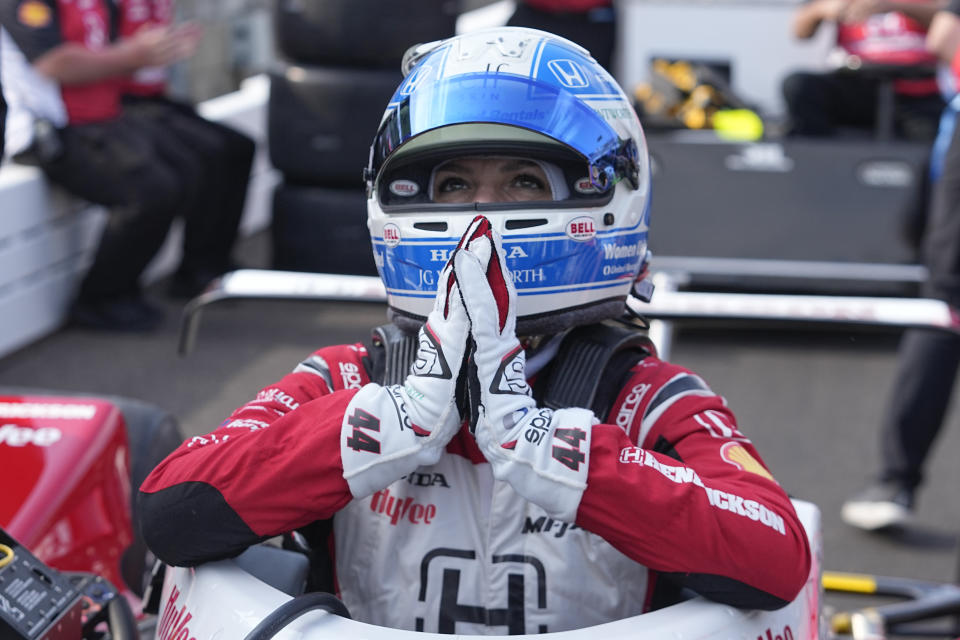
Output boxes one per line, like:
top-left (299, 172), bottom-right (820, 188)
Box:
top-left (340, 218), bottom-right (491, 498)
top-left (455, 216), bottom-right (597, 522)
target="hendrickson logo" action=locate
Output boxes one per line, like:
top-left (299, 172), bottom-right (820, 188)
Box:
top-left (0, 402), bottom-right (96, 419)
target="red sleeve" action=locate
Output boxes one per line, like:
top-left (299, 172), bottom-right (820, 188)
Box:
top-left (139, 343), bottom-right (370, 566)
top-left (576, 356), bottom-right (812, 610)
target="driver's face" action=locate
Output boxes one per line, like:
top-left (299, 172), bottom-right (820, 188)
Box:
top-left (432, 156), bottom-right (553, 204)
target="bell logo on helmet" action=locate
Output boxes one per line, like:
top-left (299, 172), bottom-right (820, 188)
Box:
top-left (566, 217), bottom-right (596, 241)
top-left (547, 59), bottom-right (590, 88)
top-left (389, 180), bottom-right (420, 197)
top-left (574, 177), bottom-right (601, 195)
top-left (383, 223), bottom-right (401, 247)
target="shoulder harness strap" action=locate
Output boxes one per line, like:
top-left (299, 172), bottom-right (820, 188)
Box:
top-left (367, 321), bottom-right (652, 420)
top-left (367, 324), bottom-right (419, 386)
top-left (537, 320), bottom-right (654, 419)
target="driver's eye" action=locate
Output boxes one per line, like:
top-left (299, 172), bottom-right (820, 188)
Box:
top-left (512, 173), bottom-right (546, 191)
top-left (437, 176), bottom-right (470, 193)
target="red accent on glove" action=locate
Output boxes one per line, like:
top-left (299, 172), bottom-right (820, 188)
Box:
top-left (487, 237), bottom-right (510, 332)
top-left (444, 216), bottom-right (496, 318)
top-left (461, 215), bottom-right (509, 332)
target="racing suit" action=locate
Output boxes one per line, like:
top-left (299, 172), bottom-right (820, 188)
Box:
top-left (139, 327), bottom-right (812, 635)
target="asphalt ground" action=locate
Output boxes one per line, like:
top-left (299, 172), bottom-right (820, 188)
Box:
top-left (1, 231), bottom-right (959, 635)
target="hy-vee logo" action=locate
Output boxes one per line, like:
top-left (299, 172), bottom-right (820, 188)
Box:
top-left (0, 424), bottom-right (62, 447)
top-left (157, 585), bottom-right (197, 640)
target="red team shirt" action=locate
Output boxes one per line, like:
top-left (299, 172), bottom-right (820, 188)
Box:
top-left (116, 0), bottom-right (172, 96)
top-left (835, 1), bottom-right (940, 95)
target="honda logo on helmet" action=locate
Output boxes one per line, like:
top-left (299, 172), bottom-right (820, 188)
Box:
top-left (547, 59), bottom-right (589, 88)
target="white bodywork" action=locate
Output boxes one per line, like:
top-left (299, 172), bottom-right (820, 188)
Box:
top-left (152, 500), bottom-right (824, 640)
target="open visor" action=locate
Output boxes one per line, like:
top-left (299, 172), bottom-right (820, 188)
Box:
top-left (367, 73), bottom-right (640, 206)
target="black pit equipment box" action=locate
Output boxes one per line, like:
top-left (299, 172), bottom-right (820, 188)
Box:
top-left (646, 131), bottom-right (930, 296)
top-left (0, 528), bottom-right (118, 639)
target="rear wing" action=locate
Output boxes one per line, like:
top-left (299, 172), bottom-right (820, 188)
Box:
top-left (178, 268), bottom-right (959, 357)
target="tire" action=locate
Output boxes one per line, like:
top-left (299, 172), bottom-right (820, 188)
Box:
top-left (108, 396), bottom-right (184, 597)
top-left (268, 64), bottom-right (401, 186)
top-left (271, 182), bottom-right (378, 276)
top-left (274, 0), bottom-right (459, 68)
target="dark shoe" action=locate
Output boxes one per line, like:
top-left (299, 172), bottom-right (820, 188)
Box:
top-left (167, 263), bottom-right (238, 300)
top-left (841, 480), bottom-right (915, 531)
top-left (69, 295), bottom-right (164, 332)
top-left (166, 272), bottom-right (214, 299)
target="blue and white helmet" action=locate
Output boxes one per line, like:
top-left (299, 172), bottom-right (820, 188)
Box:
top-left (366, 27), bottom-right (652, 335)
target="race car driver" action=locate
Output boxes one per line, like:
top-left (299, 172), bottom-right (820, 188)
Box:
top-left (139, 27), bottom-right (812, 635)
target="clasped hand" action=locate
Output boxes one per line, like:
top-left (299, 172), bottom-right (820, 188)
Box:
top-left (341, 216), bottom-right (595, 521)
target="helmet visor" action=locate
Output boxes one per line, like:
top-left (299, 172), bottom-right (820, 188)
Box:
top-left (368, 73), bottom-right (639, 201)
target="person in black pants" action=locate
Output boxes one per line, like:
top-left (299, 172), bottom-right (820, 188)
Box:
top-left (782, 0), bottom-right (945, 140)
top-left (39, 117), bottom-right (183, 319)
top-left (842, 1), bottom-right (960, 530)
top-left (0, 0), bottom-right (200, 331)
top-left (117, 0), bottom-right (255, 297)
top-left (119, 95), bottom-right (255, 297)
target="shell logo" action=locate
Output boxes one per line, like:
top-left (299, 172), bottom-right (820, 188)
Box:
top-left (721, 442), bottom-right (774, 481)
top-left (18, 0), bottom-right (52, 27)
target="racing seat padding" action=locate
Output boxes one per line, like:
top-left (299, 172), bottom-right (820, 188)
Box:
top-left (235, 544), bottom-right (310, 597)
top-left (537, 320), bottom-right (654, 418)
